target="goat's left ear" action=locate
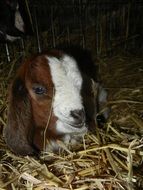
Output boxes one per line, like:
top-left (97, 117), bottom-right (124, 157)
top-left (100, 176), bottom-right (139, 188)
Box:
top-left (3, 76), bottom-right (39, 156)
top-left (96, 85), bottom-right (110, 125)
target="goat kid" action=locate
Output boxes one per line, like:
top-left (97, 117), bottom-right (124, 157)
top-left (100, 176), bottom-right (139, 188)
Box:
top-left (0, 0), bottom-right (24, 42)
top-left (3, 50), bottom-right (108, 156)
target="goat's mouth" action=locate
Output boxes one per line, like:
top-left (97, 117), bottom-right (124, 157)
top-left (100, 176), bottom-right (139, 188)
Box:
top-left (56, 110), bottom-right (86, 129)
top-left (64, 120), bottom-right (85, 128)
top-left (59, 118), bottom-right (86, 129)
top-left (56, 116), bottom-right (87, 135)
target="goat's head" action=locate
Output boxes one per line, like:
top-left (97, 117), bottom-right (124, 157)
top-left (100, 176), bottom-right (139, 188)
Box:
top-left (3, 50), bottom-right (87, 155)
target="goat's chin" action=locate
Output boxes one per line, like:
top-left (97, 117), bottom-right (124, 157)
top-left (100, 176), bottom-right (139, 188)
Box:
top-left (56, 119), bottom-right (88, 135)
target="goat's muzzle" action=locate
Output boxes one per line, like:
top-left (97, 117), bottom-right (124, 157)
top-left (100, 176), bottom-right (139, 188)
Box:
top-left (59, 108), bottom-right (86, 129)
top-left (69, 109), bottom-right (85, 128)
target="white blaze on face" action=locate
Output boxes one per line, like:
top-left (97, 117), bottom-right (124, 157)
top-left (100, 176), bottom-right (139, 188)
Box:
top-left (46, 54), bottom-right (87, 134)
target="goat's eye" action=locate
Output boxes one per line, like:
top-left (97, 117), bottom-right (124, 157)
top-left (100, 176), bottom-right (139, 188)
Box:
top-left (32, 86), bottom-right (47, 95)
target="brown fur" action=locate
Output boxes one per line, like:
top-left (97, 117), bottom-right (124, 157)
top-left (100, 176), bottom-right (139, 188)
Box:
top-left (3, 52), bottom-right (63, 155)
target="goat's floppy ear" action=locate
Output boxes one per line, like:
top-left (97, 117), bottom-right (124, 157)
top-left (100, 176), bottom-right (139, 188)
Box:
top-left (3, 76), bottom-right (39, 156)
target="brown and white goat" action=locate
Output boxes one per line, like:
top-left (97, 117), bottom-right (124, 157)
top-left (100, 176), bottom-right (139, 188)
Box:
top-left (3, 50), bottom-right (108, 156)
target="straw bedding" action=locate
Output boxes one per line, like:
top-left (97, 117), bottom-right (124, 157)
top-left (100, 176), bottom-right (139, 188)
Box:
top-left (0, 51), bottom-right (143, 190)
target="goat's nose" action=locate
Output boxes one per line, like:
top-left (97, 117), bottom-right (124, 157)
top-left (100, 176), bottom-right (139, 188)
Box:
top-left (70, 109), bottom-right (85, 122)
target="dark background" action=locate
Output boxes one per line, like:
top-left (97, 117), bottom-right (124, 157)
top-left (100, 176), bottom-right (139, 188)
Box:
top-left (1, 0), bottom-right (143, 61)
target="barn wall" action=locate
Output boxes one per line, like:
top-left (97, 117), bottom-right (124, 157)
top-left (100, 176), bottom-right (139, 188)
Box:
top-left (25, 0), bottom-right (142, 55)
top-left (0, 0), bottom-right (143, 61)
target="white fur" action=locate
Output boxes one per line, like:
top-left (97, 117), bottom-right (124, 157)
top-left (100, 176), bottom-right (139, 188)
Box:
top-left (14, 3), bottom-right (25, 33)
top-left (6, 34), bottom-right (21, 41)
top-left (46, 55), bottom-right (87, 135)
top-left (45, 134), bottom-right (85, 152)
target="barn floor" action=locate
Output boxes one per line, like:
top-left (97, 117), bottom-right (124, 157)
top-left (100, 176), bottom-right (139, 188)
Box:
top-left (0, 51), bottom-right (143, 190)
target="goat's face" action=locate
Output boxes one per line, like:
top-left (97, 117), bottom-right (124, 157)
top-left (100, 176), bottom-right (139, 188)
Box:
top-left (46, 55), bottom-right (86, 134)
top-left (30, 53), bottom-right (87, 131)
top-left (3, 51), bottom-right (87, 155)
top-left (26, 53), bottom-right (87, 133)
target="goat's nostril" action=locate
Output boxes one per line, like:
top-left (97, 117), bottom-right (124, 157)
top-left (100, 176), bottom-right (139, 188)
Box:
top-left (70, 109), bottom-right (85, 121)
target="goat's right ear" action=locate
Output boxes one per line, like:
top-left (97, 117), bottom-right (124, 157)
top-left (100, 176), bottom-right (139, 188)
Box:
top-left (3, 76), bottom-right (39, 156)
